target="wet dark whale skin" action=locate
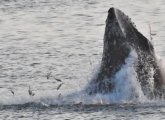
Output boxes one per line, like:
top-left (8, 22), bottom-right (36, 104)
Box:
top-left (86, 7), bottom-right (165, 99)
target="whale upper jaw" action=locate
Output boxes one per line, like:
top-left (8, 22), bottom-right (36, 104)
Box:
top-left (106, 7), bottom-right (153, 52)
top-left (106, 7), bottom-right (135, 39)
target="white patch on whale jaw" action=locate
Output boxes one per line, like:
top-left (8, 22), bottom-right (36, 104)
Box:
top-left (114, 9), bottom-right (127, 38)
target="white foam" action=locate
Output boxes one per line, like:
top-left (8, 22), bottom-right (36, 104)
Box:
top-left (1, 51), bottom-right (165, 106)
top-left (108, 50), bottom-right (147, 103)
top-left (51, 50), bottom-right (148, 105)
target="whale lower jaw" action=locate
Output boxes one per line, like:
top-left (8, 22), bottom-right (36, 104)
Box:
top-left (86, 49), bottom-right (165, 99)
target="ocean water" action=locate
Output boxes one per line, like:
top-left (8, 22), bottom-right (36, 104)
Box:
top-left (0, 0), bottom-right (165, 119)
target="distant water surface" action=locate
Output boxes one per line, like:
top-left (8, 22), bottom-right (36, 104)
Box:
top-left (0, 0), bottom-right (165, 119)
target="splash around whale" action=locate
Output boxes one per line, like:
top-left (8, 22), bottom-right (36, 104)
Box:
top-left (85, 7), bottom-right (165, 100)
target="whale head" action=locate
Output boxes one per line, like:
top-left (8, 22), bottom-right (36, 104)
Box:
top-left (101, 7), bottom-right (154, 78)
top-left (87, 7), bottom-right (156, 95)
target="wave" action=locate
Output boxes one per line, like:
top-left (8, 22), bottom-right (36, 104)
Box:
top-left (1, 50), bottom-right (165, 107)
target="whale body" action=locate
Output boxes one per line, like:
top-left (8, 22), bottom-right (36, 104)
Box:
top-left (86, 7), bottom-right (165, 99)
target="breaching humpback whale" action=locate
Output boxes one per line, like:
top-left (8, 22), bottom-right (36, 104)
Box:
top-left (86, 7), bottom-right (165, 99)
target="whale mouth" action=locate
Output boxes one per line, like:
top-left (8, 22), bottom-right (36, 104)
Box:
top-left (85, 7), bottom-right (165, 100)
